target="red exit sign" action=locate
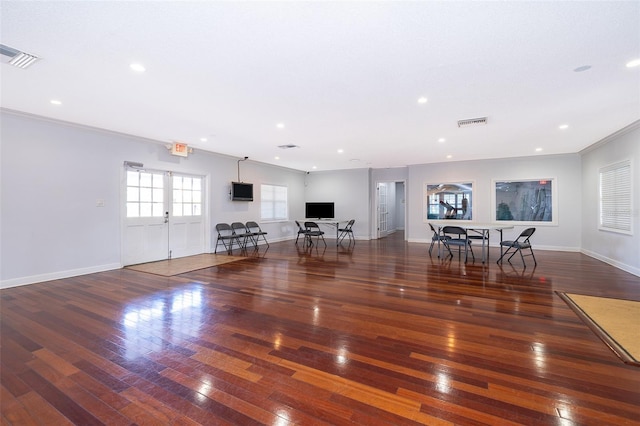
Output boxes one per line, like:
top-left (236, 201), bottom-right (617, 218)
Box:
top-left (171, 142), bottom-right (189, 157)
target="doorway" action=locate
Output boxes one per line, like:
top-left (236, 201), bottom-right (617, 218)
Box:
top-left (375, 181), bottom-right (406, 239)
top-left (122, 167), bottom-right (207, 266)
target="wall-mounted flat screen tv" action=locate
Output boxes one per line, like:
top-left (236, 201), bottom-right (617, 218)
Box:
top-left (231, 182), bottom-right (253, 201)
top-left (305, 202), bottom-right (335, 219)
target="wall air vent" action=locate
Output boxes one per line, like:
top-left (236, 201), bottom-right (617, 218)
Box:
top-left (278, 144), bottom-right (300, 149)
top-left (0, 44), bottom-right (40, 69)
top-left (457, 117), bottom-right (488, 128)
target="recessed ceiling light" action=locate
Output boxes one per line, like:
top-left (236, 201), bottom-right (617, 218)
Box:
top-left (417, 97), bottom-right (428, 104)
top-left (446, 154), bottom-right (452, 159)
top-left (200, 137), bottom-right (207, 142)
top-left (276, 123), bottom-right (285, 129)
top-left (312, 166), bottom-right (317, 169)
top-left (535, 147), bottom-right (543, 152)
top-left (130, 63), bottom-right (146, 73)
top-left (50, 99), bottom-right (62, 105)
top-left (559, 124), bottom-right (569, 130)
top-left (626, 58), bottom-right (640, 68)
top-left (337, 149), bottom-right (344, 154)
top-left (274, 156), bottom-right (280, 160)
top-left (573, 65), bottom-right (591, 72)
top-left (438, 138), bottom-right (446, 143)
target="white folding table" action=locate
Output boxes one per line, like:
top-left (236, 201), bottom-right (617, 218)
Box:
top-left (300, 219), bottom-right (349, 246)
top-left (429, 222), bottom-right (514, 263)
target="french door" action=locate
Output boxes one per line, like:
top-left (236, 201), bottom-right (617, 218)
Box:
top-left (377, 182), bottom-right (390, 237)
top-left (122, 168), bottom-right (206, 266)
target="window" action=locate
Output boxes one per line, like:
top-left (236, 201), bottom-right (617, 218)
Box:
top-left (425, 182), bottom-right (473, 220)
top-left (493, 178), bottom-right (556, 225)
top-left (599, 160), bottom-right (632, 234)
top-left (172, 175), bottom-right (202, 217)
top-left (126, 170), bottom-right (164, 217)
top-left (261, 184), bottom-right (288, 221)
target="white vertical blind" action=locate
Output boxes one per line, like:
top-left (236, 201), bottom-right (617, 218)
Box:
top-left (261, 184), bottom-right (288, 220)
top-left (599, 160), bottom-right (632, 234)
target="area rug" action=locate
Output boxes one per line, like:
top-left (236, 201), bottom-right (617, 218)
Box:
top-left (558, 292), bottom-right (640, 366)
top-left (126, 253), bottom-right (246, 276)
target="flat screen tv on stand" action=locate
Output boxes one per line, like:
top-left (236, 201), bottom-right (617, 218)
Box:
top-left (305, 202), bottom-right (334, 219)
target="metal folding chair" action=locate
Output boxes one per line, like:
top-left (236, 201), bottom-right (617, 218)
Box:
top-left (304, 221), bottom-right (327, 247)
top-left (441, 225), bottom-right (475, 262)
top-left (295, 220), bottom-right (309, 244)
top-left (337, 219), bottom-right (355, 245)
top-left (231, 222), bottom-right (256, 251)
top-left (246, 221), bottom-right (269, 248)
top-left (428, 223), bottom-right (449, 257)
top-left (497, 227), bottom-right (537, 266)
top-left (215, 223), bottom-right (241, 254)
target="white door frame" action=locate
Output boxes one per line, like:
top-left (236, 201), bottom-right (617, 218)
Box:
top-left (374, 179), bottom-right (407, 240)
top-left (121, 165), bottom-right (209, 266)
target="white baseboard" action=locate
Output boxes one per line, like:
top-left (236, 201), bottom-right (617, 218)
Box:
top-left (0, 263), bottom-right (122, 290)
top-left (534, 245), bottom-right (580, 252)
top-left (581, 249), bottom-right (640, 277)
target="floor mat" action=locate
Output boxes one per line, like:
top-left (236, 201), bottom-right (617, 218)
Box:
top-left (558, 292), bottom-right (640, 366)
top-left (125, 253), bottom-right (246, 276)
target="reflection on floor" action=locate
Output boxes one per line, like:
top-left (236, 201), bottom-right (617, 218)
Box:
top-left (2, 232), bottom-right (639, 425)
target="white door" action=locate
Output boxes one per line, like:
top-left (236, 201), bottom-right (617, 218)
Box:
top-left (377, 183), bottom-right (389, 237)
top-left (169, 173), bottom-right (205, 259)
top-left (123, 168), bottom-right (206, 266)
top-left (123, 169), bottom-right (169, 265)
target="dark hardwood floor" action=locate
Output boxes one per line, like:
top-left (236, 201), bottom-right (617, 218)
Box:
top-left (2, 232), bottom-right (640, 425)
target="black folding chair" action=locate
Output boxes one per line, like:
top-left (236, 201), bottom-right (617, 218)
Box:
top-left (497, 227), bottom-right (537, 266)
top-left (337, 219), bottom-right (355, 245)
top-left (304, 221), bottom-right (327, 247)
top-left (428, 223), bottom-right (449, 257)
top-left (246, 221), bottom-right (269, 248)
top-left (215, 223), bottom-right (241, 254)
top-left (231, 222), bottom-right (256, 250)
top-left (295, 220), bottom-right (309, 244)
top-left (441, 225), bottom-right (475, 262)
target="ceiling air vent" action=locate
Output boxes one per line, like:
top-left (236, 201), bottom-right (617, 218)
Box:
top-left (278, 144), bottom-right (300, 149)
top-left (457, 117), bottom-right (488, 128)
top-left (0, 44), bottom-right (40, 69)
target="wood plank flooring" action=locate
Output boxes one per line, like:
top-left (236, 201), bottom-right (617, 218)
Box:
top-left (2, 232), bottom-right (640, 425)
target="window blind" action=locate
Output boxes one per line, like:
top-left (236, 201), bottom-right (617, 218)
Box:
top-left (261, 184), bottom-right (288, 221)
top-left (599, 160), bottom-right (632, 234)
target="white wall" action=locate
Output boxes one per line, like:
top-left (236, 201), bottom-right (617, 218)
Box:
top-left (304, 168), bottom-right (370, 240)
top-left (581, 121), bottom-right (640, 276)
top-left (3, 111), bottom-right (637, 287)
top-left (371, 167), bottom-right (408, 183)
top-left (215, 159), bottom-right (306, 240)
top-left (406, 154), bottom-right (583, 250)
top-left (0, 111), bottom-right (305, 288)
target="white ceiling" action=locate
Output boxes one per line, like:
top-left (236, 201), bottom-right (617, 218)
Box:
top-left (1, 1), bottom-right (639, 172)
